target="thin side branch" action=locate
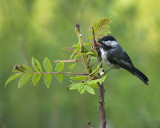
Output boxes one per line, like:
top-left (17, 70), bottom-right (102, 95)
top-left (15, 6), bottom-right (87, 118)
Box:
top-left (54, 60), bottom-right (81, 63)
top-left (32, 72), bottom-right (89, 75)
top-left (88, 121), bottom-right (93, 128)
top-left (92, 27), bottom-right (107, 128)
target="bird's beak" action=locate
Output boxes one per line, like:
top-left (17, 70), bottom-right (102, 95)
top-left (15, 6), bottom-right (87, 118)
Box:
top-left (97, 38), bottom-right (103, 44)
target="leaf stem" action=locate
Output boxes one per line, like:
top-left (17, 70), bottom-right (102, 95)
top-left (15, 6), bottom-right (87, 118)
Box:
top-left (54, 60), bottom-right (81, 63)
top-left (32, 71), bottom-right (89, 75)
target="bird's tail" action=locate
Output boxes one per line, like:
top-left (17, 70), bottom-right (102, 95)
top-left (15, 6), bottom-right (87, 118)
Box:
top-left (133, 67), bottom-right (149, 85)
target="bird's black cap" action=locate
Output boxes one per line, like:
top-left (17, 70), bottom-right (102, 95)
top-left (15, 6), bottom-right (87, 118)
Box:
top-left (98, 35), bottom-right (117, 43)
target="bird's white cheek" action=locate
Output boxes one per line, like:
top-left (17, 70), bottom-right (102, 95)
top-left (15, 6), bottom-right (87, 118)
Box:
top-left (100, 48), bottom-right (108, 62)
top-left (100, 48), bottom-right (108, 55)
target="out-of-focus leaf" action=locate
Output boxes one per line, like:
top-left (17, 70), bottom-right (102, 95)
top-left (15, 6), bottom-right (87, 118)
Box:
top-left (72, 43), bottom-right (80, 48)
top-left (55, 62), bottom-right (64, 72)
top-left (84, 42), bottom-right (92, 46)
top-left (18, 73), bottom-right (32, 88)
top-left (43, 57), bottom-right (52, 72)
top-left (69, 63), bottom-right (76, 71)
top-left (85, 85), bottom-right (95, 95)
top-left (92, 18), bottom-right (110, 35)
top-left (55, 74), bottom-right (63, 83)
top-left (86, 51), bottom-right (96, 56)
top-left (32, 74), bottom-right (41, 86)
top-left (80, 86), bottom-right (86, 94)
top-left (73, 53), bottom-right (85, 59)
top-left (70, 76), bottom-right (87, 81)
top-left (43, 74), bottom-right (52, 88)
top-left (32, 57), bottom-right (43, 72)
top-left (5, 73), bottom-right (23, 87)
top-left (70, 48), bottom-right (80, 59)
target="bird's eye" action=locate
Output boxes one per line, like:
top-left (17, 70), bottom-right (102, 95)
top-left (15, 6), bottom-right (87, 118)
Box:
top-left (104, 45), bottom-right (112, 50)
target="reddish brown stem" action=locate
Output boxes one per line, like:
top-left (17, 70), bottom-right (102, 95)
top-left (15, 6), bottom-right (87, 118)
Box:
top-left (32, 72), bottom-right (89, 75)
top-left (92, 27), bottom-right (107, 128)
top-left (88, 121), bottom-right (93, 128)
top-left (54, 59), bottom-right (81, 63)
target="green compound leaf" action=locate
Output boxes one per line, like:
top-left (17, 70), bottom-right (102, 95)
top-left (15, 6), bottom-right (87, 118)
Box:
top-left (55, 74), bottom-right (63, 83)
top-left (5, 73), bottom-right (24, 87)
top-left (55, 62), bottom-right (64, 72)
top-left (32, 57), bottom-right (43, 72)
top-left (18, 73), bottom-right (32, 88)
top-left (70, 76), bottom-right (87, 81)
top-left (32, 74), bottom-right (41, 86)
top-left (85, 85), bottom-right (95, 95)
top-left (43, 74), bottom-right (52, 88)
top-left (43, 57), bottom-right (52, 72)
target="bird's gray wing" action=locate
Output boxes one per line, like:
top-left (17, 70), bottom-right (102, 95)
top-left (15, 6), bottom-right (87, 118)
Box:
top-left (111, 51), bottom-right (135, 74)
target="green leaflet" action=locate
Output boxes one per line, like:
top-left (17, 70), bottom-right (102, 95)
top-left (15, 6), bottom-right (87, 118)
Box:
top-left (55, 74), bottom-right (63, 83)
top-left (18, 73), bottom-right (32, 88)
top-left (43, 74), bottom-right (52, 88)
top-left (80, 86), bottom-right (86, 94)
top-left (85, 85), bottom-right (95, 95)
top-left (87, 79), bottom-right (100, 85)
top-left (43, 57), bottom-right (52, 72)
top-left (73, 53), bottom-right (85, 59)
top-left (32, 57), bottom-right (43, 72)
top-left (69, 63), bottom-right (76, 71)
top-left (69, 83), bottom-right (84, 90)
top-left (83, 42), bottom-right (92, 46)
top-left (32, 74), bottom-right (41, 86)
top-left (5, 73), bottom-right (23, 87)
top-left (86, 51), bottom-right (96, 56)
top-left (22, 65), bottom-right (33, 72)
top-left (70, 48), bottom-right (80, 60)
top-left (55, 62), bottom-right (64, 72)
top-left (86, 73), bottom-right (107, 86)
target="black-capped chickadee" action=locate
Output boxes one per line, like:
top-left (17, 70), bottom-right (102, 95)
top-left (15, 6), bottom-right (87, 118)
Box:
top-left (97, 35), bottom-right (149, 85)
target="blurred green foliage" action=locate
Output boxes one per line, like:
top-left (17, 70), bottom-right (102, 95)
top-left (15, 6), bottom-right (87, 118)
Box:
top-left (0, 0), bottom-right (160, 128)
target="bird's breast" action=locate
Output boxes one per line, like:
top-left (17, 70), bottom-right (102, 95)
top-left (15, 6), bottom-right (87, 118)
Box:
top-left (100, 48), bottom-right (120, 69)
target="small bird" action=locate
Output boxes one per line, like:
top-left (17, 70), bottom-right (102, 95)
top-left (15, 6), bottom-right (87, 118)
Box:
top-left (97, 35), bottom-right (149, 85)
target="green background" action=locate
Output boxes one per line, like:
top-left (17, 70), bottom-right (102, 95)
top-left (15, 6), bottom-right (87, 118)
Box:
top-left (0, 0), bottom-right (159, 128)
